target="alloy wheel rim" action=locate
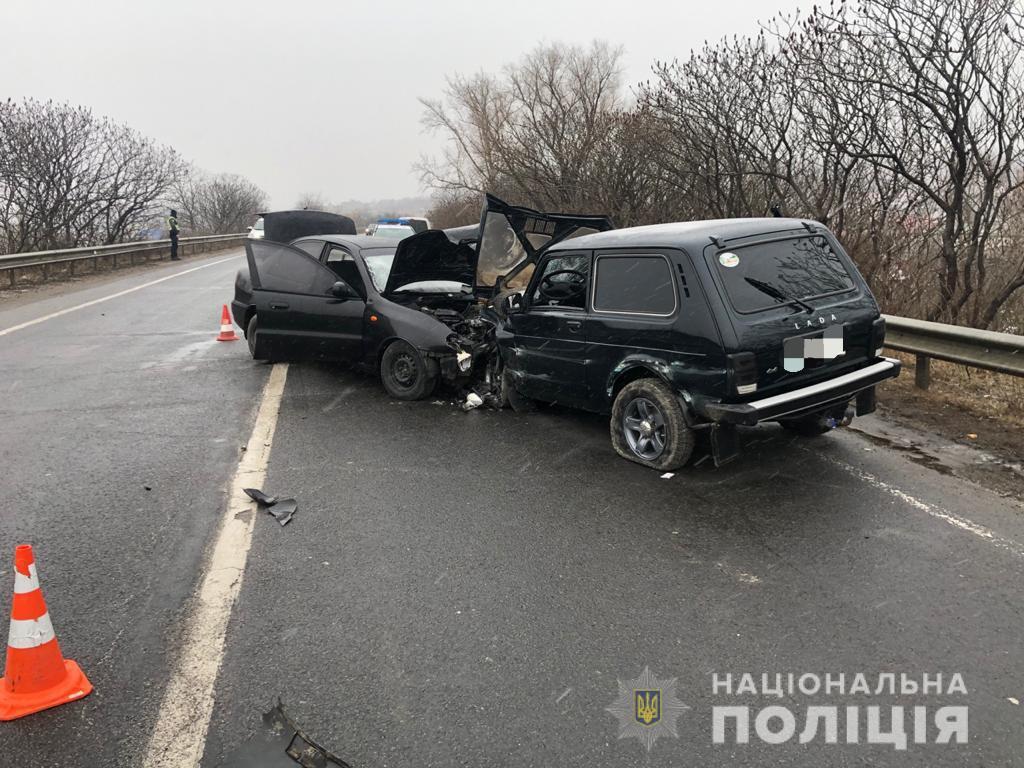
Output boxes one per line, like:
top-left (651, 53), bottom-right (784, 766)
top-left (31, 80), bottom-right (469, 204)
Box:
top-left (623, 397), bottom-right (667, 460)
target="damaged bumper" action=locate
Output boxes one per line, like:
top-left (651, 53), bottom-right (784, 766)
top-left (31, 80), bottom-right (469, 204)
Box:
top-left (701, 358), bottom-right (901, 427)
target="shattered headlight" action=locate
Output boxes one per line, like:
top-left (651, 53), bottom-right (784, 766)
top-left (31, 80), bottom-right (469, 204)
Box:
top-left (456, 350), bottom-right (472, 372)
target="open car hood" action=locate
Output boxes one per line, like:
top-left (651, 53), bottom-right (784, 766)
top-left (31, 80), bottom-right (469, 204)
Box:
top-left (383, 195), bottom-right (614, 296)
top-left (259, 210), bottom-right (356, 242)
top-left (384, 230), bottom-right (477, 295)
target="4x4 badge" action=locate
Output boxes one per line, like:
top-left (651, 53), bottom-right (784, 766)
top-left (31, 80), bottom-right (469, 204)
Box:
top-left (794, 313), bottom-right (838, 330)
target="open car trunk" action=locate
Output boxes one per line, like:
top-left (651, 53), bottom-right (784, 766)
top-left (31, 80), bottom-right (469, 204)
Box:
top-left (259, 210), bottom-right (356, 242)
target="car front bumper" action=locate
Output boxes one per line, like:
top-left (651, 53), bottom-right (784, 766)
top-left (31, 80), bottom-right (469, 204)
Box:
top-left (701, 357), bottom-right (902, 426)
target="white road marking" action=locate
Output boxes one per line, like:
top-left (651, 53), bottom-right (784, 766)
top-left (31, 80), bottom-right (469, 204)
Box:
top-left (141, 363), bottom-right (289, 768)
top-left (0, 256), bottom-right (238, 337)
top-left (821, 453), bottom-right (1024, 561)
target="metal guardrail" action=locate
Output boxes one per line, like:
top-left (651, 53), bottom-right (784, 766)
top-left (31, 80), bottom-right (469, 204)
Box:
top-left (882, 314), bottom-right (1024, 388)
top-left (0, 234), bottom-right (246, 287)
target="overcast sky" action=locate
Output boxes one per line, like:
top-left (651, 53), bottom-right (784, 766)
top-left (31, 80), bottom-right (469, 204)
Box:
top-left (3, 0), bottom-right (801, 209)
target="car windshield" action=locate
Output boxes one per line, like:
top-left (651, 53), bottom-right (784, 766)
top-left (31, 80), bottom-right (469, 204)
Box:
top-left (372, 225), bottom-right (415, 240)
top-left (362, 250), bottom-right (395, 291)
top-left (253, 217), bottom-right (264, 231)
top-left (709, 235), bottom-right (856, 313)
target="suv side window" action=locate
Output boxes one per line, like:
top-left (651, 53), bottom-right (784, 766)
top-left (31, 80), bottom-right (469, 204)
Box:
top-left (531, 253), bottom-right (590, 310)
top-left (592, 255), bottom-right (677, 315)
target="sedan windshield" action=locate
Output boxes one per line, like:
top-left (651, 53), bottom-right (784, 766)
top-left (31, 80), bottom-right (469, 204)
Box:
top-left (363, 251), bottom-right (395, 291)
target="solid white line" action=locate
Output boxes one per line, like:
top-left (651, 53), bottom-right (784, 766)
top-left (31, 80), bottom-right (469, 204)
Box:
top-left (821, 453), bottom-right (1024, 561)
top-left (0, 255), bottom-right (238, 337)
top-left (141, 363), bottom-right (289, 768)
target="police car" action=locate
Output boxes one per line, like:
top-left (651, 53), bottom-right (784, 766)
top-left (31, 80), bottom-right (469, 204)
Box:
top-left (367, 217), bottom-right (430, 240)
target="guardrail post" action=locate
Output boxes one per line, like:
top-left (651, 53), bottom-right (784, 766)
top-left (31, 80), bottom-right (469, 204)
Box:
top-left (914, 354), bottom-right (931, 390)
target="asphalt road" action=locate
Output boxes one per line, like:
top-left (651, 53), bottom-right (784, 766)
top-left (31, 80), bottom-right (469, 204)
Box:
top-left (1, 252), bottom-right (1022, 767)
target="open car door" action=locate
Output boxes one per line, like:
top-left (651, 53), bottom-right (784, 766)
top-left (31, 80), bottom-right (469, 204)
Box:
top-left (474, 194), bottom-right (614, 295)
top-left (245, 240), bottom-right (366, 362)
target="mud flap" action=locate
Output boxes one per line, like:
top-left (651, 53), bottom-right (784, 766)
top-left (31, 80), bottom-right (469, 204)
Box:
top-left (710, 424), bottom-right (740, 467)
top-left (856, 386), bottom-right (877, 416)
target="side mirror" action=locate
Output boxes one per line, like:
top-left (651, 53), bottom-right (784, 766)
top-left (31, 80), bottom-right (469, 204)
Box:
top-left (330, 280), bottom-right (357, 299)
top-left (504, 293), bottom-right (523, 315)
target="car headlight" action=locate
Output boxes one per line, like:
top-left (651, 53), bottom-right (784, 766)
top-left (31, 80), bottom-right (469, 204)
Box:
top-left (456, 350), bottom-right (472, 372)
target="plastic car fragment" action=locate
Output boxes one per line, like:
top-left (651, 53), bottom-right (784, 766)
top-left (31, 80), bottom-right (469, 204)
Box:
top-left (222, 700), bottom-right (351, 768)
top-left (243, 488), bottom-right (296, 526)
top-left (244, 488), bottom-right (278, 506)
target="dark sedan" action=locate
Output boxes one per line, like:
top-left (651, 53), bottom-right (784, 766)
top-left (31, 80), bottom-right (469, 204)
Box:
top-left (231, 231), bottom-right (493, 399)
top-left (230, 198), bottom-right (611, 400)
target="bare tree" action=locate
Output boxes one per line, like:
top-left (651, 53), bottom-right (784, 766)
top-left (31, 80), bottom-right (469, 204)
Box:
top-left (0, 99), bottom-right (181, 253)
top-left (295, 192), bottom-right (328, 210)
top-left (419, 41), bottom-right (626, 212)
top-left (798, 0), bottom-right (1024, 326)
top-left (172, 172), bottom-right (267, 234)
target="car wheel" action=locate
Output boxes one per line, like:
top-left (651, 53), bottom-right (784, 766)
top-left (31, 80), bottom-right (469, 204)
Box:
top-left (610, 378), bottom-right (695, 471)
top-left (246, 315), bottom-right (260, 359)
top-left (380, 340), bottom-right (439, 401)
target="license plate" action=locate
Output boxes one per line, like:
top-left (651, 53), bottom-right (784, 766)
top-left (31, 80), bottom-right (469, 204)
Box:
top-left (783, 326), bottom-right (844, 372)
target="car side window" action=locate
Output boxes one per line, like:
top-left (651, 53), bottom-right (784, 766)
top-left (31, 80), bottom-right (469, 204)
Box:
top-left (293, 240), bottom-right (324, 259)
top-left (248, 241), bottom-right (338, 296)
top-left (592, 255), bottom-right (677, 315)
top-left (326, 246), bottom-right (354, 262)
top-left (530, 253), bottom-right (591, 309)
top-left (325, 246), bottom-right (367, 298)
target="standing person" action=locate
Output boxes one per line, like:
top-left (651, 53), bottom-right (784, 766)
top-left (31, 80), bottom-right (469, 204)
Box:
top-left (168, 209), bottom-right (180, 261)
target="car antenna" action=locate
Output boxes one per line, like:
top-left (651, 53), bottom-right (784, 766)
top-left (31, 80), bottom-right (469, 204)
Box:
top-left (708, 235), bottom-right (725, 249)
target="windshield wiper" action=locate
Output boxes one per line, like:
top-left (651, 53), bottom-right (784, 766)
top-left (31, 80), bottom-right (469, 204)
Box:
top-left (744, 277), bottom-right (815, 313)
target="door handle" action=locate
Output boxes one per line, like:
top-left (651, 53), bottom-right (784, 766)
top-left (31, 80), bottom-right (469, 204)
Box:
top-left (269, 302), bottom-right (289, 310)
top-left (566, 320), bottom-right (582, 332)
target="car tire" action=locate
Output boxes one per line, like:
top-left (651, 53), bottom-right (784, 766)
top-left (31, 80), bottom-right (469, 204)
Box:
top-left (246, 315), bottom-right (260, 359)
top-left (380, 340), bottom-right (439, 401)
top-left (610, 378), bottom-right (694, 471)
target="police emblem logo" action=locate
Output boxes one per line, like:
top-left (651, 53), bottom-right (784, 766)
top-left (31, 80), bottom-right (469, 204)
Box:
top-left (635, 689), bottom-right (661, 725)
top-left (606, 667), bottom-right (689, 751)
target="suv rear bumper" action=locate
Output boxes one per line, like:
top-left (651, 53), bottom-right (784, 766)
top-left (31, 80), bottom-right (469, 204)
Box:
top-left (702, 358), bottom-right (901, 426)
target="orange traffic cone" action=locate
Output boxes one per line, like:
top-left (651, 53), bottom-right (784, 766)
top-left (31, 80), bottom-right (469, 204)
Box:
top-left (216, 304), bottom-right (239, 342)
top-left (0, 545), bottom-right (92, 720)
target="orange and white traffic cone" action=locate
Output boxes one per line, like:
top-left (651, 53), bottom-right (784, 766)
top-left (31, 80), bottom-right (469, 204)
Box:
top-left (0, 545), bottom-right (92, 720)
top-left (216, 304), bottom-right (239, 342)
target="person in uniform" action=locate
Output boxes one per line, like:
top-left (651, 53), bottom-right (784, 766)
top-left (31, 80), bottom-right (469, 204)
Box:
top-left (168, 209), bottom-right (180, 261)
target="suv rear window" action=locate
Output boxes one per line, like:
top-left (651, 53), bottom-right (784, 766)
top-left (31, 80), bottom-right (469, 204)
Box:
top-left (593, 255), bottom-right (676, 315)
top-left (710, 235), bottom-right (855, 313)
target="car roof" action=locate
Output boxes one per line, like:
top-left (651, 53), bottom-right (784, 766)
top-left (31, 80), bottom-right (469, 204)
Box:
top-left (293, 234), bottom-right (396, 250)
top-left (547, 217), bottom-right (819, 253)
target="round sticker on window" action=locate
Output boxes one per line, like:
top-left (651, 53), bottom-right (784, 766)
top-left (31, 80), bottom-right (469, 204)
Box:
top-left (719, 252), bottom-right (740, 268)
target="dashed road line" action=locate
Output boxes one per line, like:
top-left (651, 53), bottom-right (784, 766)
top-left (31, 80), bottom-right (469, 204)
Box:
top-left (0, 256), bottom-right (237, 337)
top-left (821, 452), bottom-right (1024, 561)
top-left (141, 363), bottom-right (289, 768)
